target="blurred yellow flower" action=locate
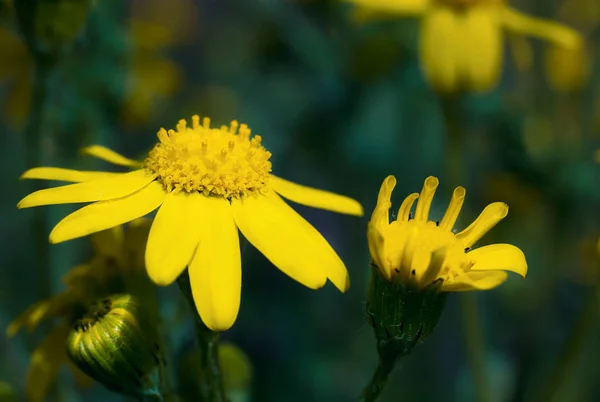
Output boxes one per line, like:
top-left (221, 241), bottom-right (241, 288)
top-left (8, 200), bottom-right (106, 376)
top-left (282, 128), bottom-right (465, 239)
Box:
top-left (368, 175), bottom-right (527, 290)
top-left (17, 115), bottom-right (363, 331)
top-left (0, 26), bottom-right (32, 126)
top-left (346, 0), bottom-right (582, 93)
top-left (6, 222), bottom-right (149, 402)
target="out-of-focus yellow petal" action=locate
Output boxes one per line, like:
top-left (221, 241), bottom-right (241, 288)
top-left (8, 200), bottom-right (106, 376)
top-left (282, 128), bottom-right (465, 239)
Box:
top-left (26, 324), bottom-right (70, 402)
top-left (49, 181), bottom-right (165, 243)
top-left (420, 7), bottom-right (460, 93)
top-left (508, 34), bottom-right (534, 72)
top-left (90, 226), bottom-right (125, 259)
top-left (145, 192), bottom-right (203, 286)
top-left (17, 170), bottom-right (155, 209)
top-left (7, 293), bottom-right (75, 336)
top-left (270, 175), bottom-right (363, 217)
top-left (545, 43), bottom-right (591, 92)
top-left (502, 6), bottom-right (582, 49)
top-left (441, 271), bottom-right (508, 292)
top-left (189, 197), bottom-right (241, 331)
top-left (456, 202), bottom-right (508, 248)
top-left (20, 167), bottom-right (120, 182)
top-left (232, 192), bottom-right (335, 291)
top-left (468, 244), bottom-right (528, 277)
top-left (81, 145), bottom-right (142, 167)
top-left (414, 176), bottom-right (439, 222)
top-left (344, 0), bottom-right (428, 16)
top-left (459, 7), bottom-right (503, 92)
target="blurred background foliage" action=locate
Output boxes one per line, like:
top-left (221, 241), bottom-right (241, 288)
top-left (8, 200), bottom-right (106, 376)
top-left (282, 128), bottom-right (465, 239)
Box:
top-left (1, 0), bottom-right (600, 401)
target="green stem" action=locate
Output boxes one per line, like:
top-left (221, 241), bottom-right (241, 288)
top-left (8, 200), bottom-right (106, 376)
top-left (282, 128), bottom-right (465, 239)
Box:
top-left (177, 272), bottom-right (227, 402)
top-left (359, 353), bottom-right (399, 402)
top-left (440, 95), bottom-right (491, 402)
top-left (534, 283), bottom-right (600, 402)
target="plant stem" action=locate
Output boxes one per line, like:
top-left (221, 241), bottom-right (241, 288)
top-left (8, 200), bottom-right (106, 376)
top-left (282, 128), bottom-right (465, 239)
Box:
top-left (360, 353), bottom-right (399, 402)
top-left (534, 283), bottom-right (600, 402)
top-left (440, 96), bottom-right (491, 402)
top-left (177, 272), bottom-right (227, 402)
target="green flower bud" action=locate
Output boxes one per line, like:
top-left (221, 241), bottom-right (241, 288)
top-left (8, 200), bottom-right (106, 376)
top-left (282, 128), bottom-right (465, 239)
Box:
top-left (66, 294), bottom-right (164, 398)
top-left (366, 263), bottom-right (447, 358)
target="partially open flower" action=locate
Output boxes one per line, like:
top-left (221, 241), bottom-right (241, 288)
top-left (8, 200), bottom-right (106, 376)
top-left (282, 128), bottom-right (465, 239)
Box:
top-left (67, 294), bottom-right (164, 398)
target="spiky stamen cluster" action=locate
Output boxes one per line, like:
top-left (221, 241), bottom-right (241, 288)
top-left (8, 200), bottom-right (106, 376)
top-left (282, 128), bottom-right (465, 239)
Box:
top-left (144, 115), bottom-right (273, 198)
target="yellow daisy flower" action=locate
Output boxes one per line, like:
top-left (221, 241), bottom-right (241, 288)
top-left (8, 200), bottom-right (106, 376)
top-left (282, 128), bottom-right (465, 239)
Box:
top-left (6, 223), bottom-right (149, 402)
top-left (346, 0), bottom-right (582, 93)
top-left (368, 176), bottom-right (527, 290)
top-left (17, 116), bottom-right (364, 331)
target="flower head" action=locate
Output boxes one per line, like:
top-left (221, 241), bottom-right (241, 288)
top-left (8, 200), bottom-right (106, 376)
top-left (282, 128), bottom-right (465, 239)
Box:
top-left (18, 115), bottom-right (364, 331)
top-left (345, 0), bottom-right (582, 93)
top-left (368, 175), bottom-right (527, 291)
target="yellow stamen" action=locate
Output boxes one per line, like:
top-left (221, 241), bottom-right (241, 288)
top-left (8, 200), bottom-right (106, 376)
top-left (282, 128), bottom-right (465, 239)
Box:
top-left (144, 115), bottom-right (272, 198)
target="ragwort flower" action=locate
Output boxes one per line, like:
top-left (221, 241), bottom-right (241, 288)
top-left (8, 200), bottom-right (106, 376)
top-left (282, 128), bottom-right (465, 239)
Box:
top-left (346, 0), bottom-right (582, 93)
top-left (368, 175), bottom-right (527, 290)
top-left (18, 116), bottom-right (364, 331)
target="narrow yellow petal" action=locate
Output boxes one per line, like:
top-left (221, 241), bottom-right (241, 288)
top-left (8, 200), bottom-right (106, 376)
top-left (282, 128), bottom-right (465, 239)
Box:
top-left (232, 192), bottom-right (339, 291)
top-left (456, 202), bottom-right (508, 248)
top-left (20, 167), bottom-right (120, 182)
top-left (501, 6), bottom-right (582, 49)
top-left (343, 0), bottom-right (428, 16)
top-left (18, 170), bottom-right (156, 209)
top-left (397, 193), bottom-right (419, 222)
top-left (90, 226), bottom-right (124, 258)
top-left (367, 224), bottom-right (389, 279)
top-left (49, 181), bottom-right (165, 243)
top-left (420, 8), bottom-right (460, 93)
top-left (441, 271), bottom-right (508, 292)
top-left (370, 175), bottom-right (396, 229)
top-left (459, 8), bottom-right (503, 92)
top-left (468, 244), bottom-right (527, 278)
top-left (439, 186), bottom-right (466, 231)
top-left (270, 175), bottom-right (363, 216)
top-left (145, 192), bottom-right (203, 286)
top-left (189, 197), bottom-right (241, 331)
top-left (81, 145), bottom-right (142, 167)
top-left (414, 176), bottom-right (439, 222)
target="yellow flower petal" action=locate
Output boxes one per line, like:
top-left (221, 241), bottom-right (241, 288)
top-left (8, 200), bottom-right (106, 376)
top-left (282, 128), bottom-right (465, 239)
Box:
top-left (456, 202), bottom-right (508, 248)
top-left (90, 226), bottom-right (125, 259)
top-left (232, 192), bottom-right (337, 291)
top-left (20, 167), bottom-right (120, 182)
top-left (146, 192), bottom-right (203, 286)
top-left (439, 186), bottom-right (465, 231)
top-left (397, 193), bottom-right (419, 222)
top-left (502, 6), bottom-right (582, 49)
top-left (414, 176), bottom-right (439, 222)
top-left (344, 0), bottom-right (428, 16)
top-left (26, 324), bottom-right (70, 402)
top-left (371, 175), bottom-right (396, 229)
top-left (81, 145), bottom-right (142, 167)
top-left (420, 8), bottom-right (460, 93)
top-left (270, 176), bottom-right (363, 217)
top-left (367, 224), bottom-right (389, 279)
top-left (18, 170), bottom-right (156, 209)
top-left (468, 244), bottom-right (527, 277)
top-left (189, 197), bottom-right (241, 331)
top-left (49, 181), bottom-right (165, 243)
top-left (441, 271), bottom-right (508, 292)
top-left (459, 8), bottom-right (503, 92)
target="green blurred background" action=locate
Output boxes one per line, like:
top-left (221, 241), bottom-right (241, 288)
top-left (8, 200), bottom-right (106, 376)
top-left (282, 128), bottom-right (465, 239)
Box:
top-left (1, 0), bottom-right (600, 401)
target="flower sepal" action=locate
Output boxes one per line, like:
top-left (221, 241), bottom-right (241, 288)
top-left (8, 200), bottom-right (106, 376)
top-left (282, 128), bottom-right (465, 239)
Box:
top-left (366, 263), bottom-right (447, 358)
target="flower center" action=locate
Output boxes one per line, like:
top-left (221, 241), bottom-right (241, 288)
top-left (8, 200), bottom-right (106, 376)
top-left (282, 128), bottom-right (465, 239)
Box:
top-left (145, 116), bottom-right (272, 198)
top-left (438, 0), bottom-right (503, 9)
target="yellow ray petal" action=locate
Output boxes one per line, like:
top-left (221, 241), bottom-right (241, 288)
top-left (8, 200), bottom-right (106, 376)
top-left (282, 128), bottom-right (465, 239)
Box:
top-left (90, 226), bottom-right (125, 259)
top-left (367, 224), bottom-right (389, 279)
top-left (49, 181), bottom-right (165, 244)
top-left (81, 145), bottom-right (142, 167)
top-left (343, 0), bottom-right (428, 16)
top-left (456, 202), bottom-right (508, 248)
top-left (18, 170), bottom-right (156, 209)
top-left (439, 186), bottom-right (466, 231)
top-left (26, 324), bottom-right (70, 402)
top-left (371, 175), bottom-right (396, 228)
top-left (270, 175), bottom-right (363, 217)
top-left (232, 192), bottom-right (341, 291)
top-left (397, 193), bottom-right (419, 222)
top-left (441, 271), bottom-right (508, 292)
top-left (501, 6), bottom-right (582, 49)
top-left (145, 192), bottom-right (203, 286)
top-left (467, 244), bottom-right (527, 277)
top-left (189, 197), bottom-right (241, 331)
top-left (20, 167), bottom-right (120, 182)
top-left (414, 176), bottom-right (439, 222)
